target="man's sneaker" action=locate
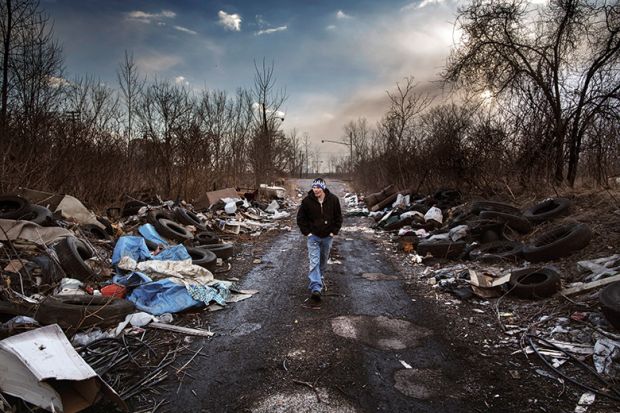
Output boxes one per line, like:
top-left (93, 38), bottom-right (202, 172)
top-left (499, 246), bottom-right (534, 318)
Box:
top-left (311, 290), bottom-right (322, 302)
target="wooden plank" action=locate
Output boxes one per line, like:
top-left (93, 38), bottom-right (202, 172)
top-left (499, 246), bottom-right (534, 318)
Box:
top-left (560, 274), bottom-right (620, 296)
top-left (148, 322), bottom-right (214, 337)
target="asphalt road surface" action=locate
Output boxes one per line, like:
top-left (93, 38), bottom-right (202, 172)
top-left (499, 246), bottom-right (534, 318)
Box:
top-left (170, 179), bottom-right (483, 412)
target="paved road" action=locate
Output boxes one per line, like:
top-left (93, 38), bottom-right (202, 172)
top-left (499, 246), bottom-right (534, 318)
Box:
top-left (170, 179), bottom-right (478, 412)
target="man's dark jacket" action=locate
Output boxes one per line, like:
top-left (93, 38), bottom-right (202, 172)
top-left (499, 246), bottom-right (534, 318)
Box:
top-left (297, 189), bottom-right (342, 238)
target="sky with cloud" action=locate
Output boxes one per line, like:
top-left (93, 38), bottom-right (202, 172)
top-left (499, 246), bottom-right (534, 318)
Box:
top-left (42, 0), bottom-right (459, 156)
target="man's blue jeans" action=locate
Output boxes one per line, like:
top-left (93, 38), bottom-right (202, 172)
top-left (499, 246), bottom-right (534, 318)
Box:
top-left (307, 234), bottom-right (333, 293)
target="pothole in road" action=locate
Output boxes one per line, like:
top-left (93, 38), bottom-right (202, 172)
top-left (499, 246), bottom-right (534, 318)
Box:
top-left (393, 368), bottom-right (442, 399)
top-left (250, 388), bottom-right (358, 413)
top-left (231, 322), bottom-right (262, 337)
top-left (331, 315), bottom-right (431, 350)
top-left (361, 272), bottom-right (399, 281)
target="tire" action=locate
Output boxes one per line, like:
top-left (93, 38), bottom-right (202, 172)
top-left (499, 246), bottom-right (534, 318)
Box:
top-left (599, 282), bottom-right (620, 330)
top-left (147, 209), bottom-right (173, 226)
top-left (522, 223), bottom-right (592, 262)
top-left (153, 218), bottom-right (194, 242)
top-left (467, 219), bottom-right (506, 242)
top-left (471, 200), bottom-right (521, 216)
top-left (175, 208), bottom-right (206, 231)
top-left (121, 200), bottom-right (146, 217)
top-left (198, 242), bottom-right (234, 260)
top-left (54, 237), bottom-right (96, 281)
top-left (469, 240), bottom-right (523, 262)
top-left (97, 216), bottom-right (115, 236)
top-left (186, 247), bottom-right (217, 271)
top-left (524, 198), bottom-right (571, 224)
top-left (81, 224), bottom-right (112, 241)
top-left (37, 295), bottom-right (135, 332)
top-left (509, 267), bottom-right (561, 299)
top-left (479, 211), bottom-right (532, 234)
top-left (194, 231), bottom-right (221, 245)
top-left (19, 204), bottom-right (54, 226)
top-left (0, 195), bottom-right (31, 219)
top-left (416, 240), bottom-right (466, 259)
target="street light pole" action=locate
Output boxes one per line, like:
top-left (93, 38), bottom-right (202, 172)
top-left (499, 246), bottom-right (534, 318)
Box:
top-left (321, 138), bottom-right (353, 175)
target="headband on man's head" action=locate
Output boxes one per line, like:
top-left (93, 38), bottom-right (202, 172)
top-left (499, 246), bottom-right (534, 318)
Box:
top-left (312, 178), bottom-right (326, 190)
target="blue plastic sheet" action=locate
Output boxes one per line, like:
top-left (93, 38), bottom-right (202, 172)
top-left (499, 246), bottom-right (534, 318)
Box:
top-left (112, 236), bottom-right (152, 266)
top-left (112, 272), bottom-right (152, 287)
top-left (151, 244), bottom-right (191, 261)
top-left (127, 279), bottom-right (204, 315)
top-left (138, 224), bottom-right (169, 247)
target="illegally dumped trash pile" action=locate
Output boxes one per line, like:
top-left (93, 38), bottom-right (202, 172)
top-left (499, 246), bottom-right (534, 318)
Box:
top-left (0, 184), bottom-right (290, 412)
top-left (348, 185), bottom-right (620, 406)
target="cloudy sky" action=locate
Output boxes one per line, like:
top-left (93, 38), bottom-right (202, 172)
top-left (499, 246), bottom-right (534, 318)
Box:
top-left (43, 0), bottom-right (459, 156)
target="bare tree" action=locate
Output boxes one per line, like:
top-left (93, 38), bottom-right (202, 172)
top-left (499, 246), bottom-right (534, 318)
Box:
top-left (250, 59), bottom-right (286, 186)
top-left (137, 80), bottom-right (193, 196)
top-left (445, 0), bottom-right (620, 186)
top-left (117, 50), bottom-right (144, 147)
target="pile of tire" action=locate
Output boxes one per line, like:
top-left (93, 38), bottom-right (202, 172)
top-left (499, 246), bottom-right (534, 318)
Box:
top-left (519, 198), bottom-right (591, 262)
top-left (0, 194), bottom-right (55, 226)
top-left (143, 207), bottom-right (235, 267)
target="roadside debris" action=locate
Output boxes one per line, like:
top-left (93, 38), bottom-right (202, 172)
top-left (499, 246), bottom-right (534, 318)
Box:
top-left (0, 184), bottom-right (292, 411)
top-left (345, 185), bottom-right (620, 407)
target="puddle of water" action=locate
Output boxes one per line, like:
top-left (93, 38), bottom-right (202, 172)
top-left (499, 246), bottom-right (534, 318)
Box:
top-left (361, 272), bottom-right (399, 281)
top-left (231, 322), bottom-right (262, 337)
top-left (393, 368), bottom-right (442, 399)
top-left (250, 388), bottom-right (358, 413)
top-left (331, 315), bottom-right (431, 350)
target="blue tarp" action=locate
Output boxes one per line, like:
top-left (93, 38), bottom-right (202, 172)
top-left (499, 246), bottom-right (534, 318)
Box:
top-left (138, 224), bottom-right (169, 247)
top-left (112, 236), bottom-right (152, 266)
top-left (151, 244), bottom-right (191, 261)
top-left (127, 279), bottom-right (204, 315)
top-left (112, 272), bottom-right (152, 287)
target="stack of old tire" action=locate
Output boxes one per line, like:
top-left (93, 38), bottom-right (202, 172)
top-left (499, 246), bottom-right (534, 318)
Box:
top-left (474, 197), bottom-right (592, 300)
top-left (0, 194), bottom-right (134, 332)
top-left (143, 206), bottom-right (227, 273)
top-left (0, 194), bottom-right (98, 283)
top-left (0, 194), bottom-right (55, 226)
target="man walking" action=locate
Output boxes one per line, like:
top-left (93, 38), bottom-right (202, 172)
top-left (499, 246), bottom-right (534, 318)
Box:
top-left (296, 178), bottom-right (343, 302)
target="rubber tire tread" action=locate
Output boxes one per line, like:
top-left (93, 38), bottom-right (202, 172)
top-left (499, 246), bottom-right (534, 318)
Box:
top-left (20, 204), bottom-right (54, 226)
top-left (198, 242), bottom-right (234, 260)
top-left (471, 200), bottom-right (521, 215)
top-left (194, 231), bottom-right (221, 245)
top-left (0, 195), bottom-right (31, 219)
top-left (479, 210), bottom-right (532, 234)
top-left (54, 237), bottom-right (95, 281)
top-left (524, 198), bottom-right (571, 224)
top-left (153, 218), bottom-right (193, 242)
top-left (599, 281), bottom-right (620, 330)
top-left (522, 223), bottom-right (592, 262)
top-left (37, 295), bottom-right (135, 332)
top-left (147, 209), bottom-right (173, 226)
top-left (186, 247), bottom-right (217, 271)
top-left (81, 224), bottom-right (112, 240)
top-left (416, 240), bottom-right (466, 259)
top-left (509, 267), bottom-right (561, 299)
top-left (175, 208), bottom-right (206, 231)
top-left (469, 240), bottom-right (523, 262)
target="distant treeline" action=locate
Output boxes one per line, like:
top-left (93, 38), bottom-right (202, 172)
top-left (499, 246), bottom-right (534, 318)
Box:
top-left (0, 0), bottom-right (618, 206)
